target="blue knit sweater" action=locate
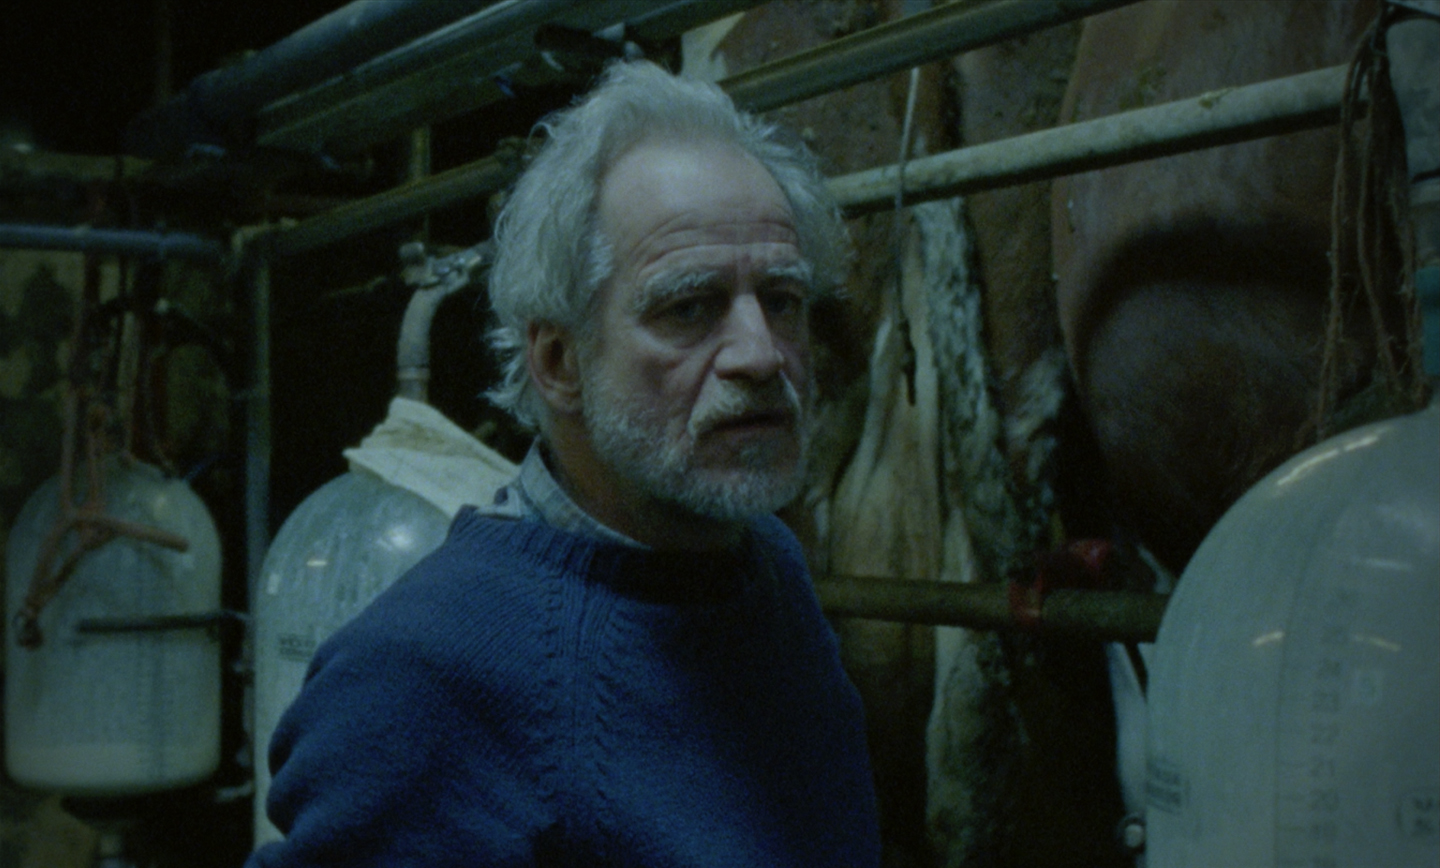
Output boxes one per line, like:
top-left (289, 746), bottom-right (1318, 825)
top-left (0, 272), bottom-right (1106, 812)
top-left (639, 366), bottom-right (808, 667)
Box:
top-left (249, 510), bottom-right (880, 867)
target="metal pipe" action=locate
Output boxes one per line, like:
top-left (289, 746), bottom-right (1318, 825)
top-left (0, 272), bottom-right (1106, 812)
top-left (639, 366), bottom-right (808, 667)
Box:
top-left (263, 0), bottom-right (1142, 245)
top-left (394, 242), bottom-right (490, 402)
top-left (721, 0), bottom-right (1140, 114)
top-left (814, 577), bottom-right (1169, 643)
top-left (258, 0), bottom-right (770, 156)
top-left (828, 64), bottom-right (1352, 215)
top-left (75, 611), bottom-right (238, 635)
top-left (265, 63), bottom-right (1350, 256)
top-left (395, 288), bottom-right (452, 403)
top-left (0, 224), bottom-right (225, 261)
top-left (126, 0), bottom-right (494, 158)
top-left (268, 64), bottom-right (1349, 254)
top-left (1386, 6), bottom-right (1440, 377)
top-left (625, 0), bottom-right (773, 45)
top-left (269, 143), bottom-right (525, 256)
top-left (257, 0), bottom-right (584, 155)
top-left (1387, 10), bottom-right (1440, 187)
top-left (241, 237), bottom-right (272, 617)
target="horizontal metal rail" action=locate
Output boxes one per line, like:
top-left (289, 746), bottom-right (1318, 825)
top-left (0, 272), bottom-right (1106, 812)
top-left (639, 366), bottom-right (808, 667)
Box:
top-left (261, 0), bottom-right (1135, 251)
top-left (269, 145), bottom-right (525, 256)
top-left (74, 611), bottom-right (244, 636)
top-left (815, 577), bottom-right (1169, 643)
top-left (829, 64), bottom-right (1352, 214)
top-left (0, 224), bottom-right (226, 261)
top-left (722, 0), bottom-right (1140, 114)
top-left (0, 151), bottom-right (151, 186)
top-left (266, 62), bottom-right (1351, 254)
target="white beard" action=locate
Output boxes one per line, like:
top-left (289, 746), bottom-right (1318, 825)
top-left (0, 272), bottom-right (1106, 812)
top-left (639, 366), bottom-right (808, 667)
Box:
top-left (581, 371), bottom-right (811, 522)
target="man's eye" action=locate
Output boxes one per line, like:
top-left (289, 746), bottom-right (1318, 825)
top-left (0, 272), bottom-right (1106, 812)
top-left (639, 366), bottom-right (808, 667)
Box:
top-left (761, 289), bottom-right (804, 319)
top-left (660, 295), bottom-right (719, 325)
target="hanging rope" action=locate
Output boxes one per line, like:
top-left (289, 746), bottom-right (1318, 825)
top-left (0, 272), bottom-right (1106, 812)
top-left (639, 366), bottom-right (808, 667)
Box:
top-left (894, 66), bottom-right (922, 405)
top-left (14, 255), bottom-right (189, 649)
top-left (1310, 5), bottom-right (1428, 444)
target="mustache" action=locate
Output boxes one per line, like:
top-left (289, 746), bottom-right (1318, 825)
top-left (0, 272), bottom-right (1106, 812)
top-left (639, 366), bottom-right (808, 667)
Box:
top-left (687, 375), bottom-right (803, 439)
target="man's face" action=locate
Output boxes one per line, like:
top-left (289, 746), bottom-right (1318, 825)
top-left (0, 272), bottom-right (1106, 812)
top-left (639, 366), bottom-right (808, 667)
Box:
top-left (580, 138), bottom-right (814, 522)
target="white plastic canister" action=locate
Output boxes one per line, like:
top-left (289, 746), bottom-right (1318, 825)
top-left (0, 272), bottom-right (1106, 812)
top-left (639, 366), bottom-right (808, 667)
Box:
top-left (1146, 399), bottom-right (1439, 867)
top-left (4, 456), bottom-right (223, 796)
top-left (250, 468), bottom-right (450, 846)
top-left (249, 396), bottom-right (515, 846)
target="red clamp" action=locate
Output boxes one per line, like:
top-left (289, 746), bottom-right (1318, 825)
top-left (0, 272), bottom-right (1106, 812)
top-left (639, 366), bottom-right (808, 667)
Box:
top-left (1008, 538), bottom-right (1113, 631)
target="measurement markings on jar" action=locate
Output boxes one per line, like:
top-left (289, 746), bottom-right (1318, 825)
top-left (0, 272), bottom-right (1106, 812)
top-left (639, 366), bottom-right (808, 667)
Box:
top-left (1275, 585), bottom-right (1356, 867)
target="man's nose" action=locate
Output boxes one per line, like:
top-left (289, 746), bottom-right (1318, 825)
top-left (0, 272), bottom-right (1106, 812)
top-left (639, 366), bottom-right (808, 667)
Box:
top-left (713, 294), bottom-right (786, 380)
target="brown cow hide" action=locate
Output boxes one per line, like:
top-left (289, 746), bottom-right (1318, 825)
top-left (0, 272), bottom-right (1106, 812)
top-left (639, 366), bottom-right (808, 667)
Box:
top-left (1053, 0), bottom-right (1380, 572)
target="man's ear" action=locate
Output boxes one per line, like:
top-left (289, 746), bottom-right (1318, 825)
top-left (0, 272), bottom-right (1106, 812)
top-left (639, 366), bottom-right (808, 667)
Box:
top-left (526, 322), bottom-right (584, 415)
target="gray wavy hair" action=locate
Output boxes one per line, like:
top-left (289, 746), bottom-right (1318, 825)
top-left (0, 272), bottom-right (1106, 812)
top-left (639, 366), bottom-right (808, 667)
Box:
top-left (485, 59), bottom-right (850, 431)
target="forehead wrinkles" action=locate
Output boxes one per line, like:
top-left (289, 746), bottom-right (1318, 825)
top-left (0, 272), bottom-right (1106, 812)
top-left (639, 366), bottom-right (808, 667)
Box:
top-left (626, 211), bottom-right (799, 274)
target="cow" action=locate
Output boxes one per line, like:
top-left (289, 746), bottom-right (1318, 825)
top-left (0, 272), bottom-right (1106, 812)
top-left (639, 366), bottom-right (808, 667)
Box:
top-left (1052, 0), bottom-right (1390, 575)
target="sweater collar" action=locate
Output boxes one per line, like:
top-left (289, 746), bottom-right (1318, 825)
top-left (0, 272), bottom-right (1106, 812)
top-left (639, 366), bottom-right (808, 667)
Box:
top-left (454, 510), bottom-right (760, 605)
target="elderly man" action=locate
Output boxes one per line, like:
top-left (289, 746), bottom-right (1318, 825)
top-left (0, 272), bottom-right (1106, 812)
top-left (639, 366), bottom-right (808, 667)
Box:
top-left (250, 61), bottom-right (880, 866)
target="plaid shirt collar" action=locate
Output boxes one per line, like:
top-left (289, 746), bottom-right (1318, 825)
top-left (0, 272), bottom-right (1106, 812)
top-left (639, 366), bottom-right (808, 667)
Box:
top-left (484, 440), bottom-right (646, 549)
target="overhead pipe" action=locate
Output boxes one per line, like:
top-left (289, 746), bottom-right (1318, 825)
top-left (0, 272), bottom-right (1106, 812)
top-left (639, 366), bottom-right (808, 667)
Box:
top-left (828, 64), bottom-right (1353, 215)
top-left (814, 577), bottom-right (1169, 643)
top-left (721, 0), bottom-right (1141, 114)
top-left (126, 0), bottom-right (495, 159)
top-left (257, 0), bottom-right (587, 156)
top-left (0, 223), bottom-right (225, 261)
top-left (257, 0), bottom-right (769, 157)
top-left (624, 0), bottom-right (770, 45)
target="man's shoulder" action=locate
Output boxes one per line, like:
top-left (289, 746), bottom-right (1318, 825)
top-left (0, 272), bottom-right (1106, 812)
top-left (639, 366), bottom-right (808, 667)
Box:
top-left (408, 508), bottom-right (579, 578)
top-left (307, 513), bottom-right (568, 685)
top-left (332, 513), bottom-right (562, 643)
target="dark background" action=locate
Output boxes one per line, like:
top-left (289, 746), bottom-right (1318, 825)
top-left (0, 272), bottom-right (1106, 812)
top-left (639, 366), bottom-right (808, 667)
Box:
top-left (1, 0), bottom-right (352, 156)
top-left (3, 0), bottom-right (564, 516)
